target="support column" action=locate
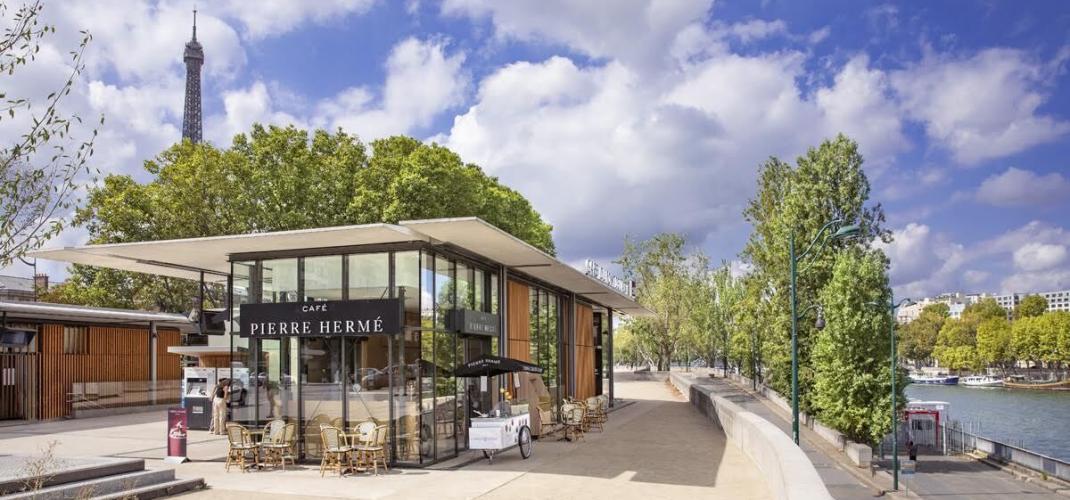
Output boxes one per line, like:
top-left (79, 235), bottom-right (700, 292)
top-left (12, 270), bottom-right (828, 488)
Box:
top-left (149, 321), bottom-right (158, 405)
top-left (499, 265), bottom-right (508, 357)
top-left (607, 310), bottom-right (614, 407)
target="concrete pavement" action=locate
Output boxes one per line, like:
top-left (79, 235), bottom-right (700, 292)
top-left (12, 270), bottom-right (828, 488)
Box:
top-left (0, 375), bottom-right (770, 500)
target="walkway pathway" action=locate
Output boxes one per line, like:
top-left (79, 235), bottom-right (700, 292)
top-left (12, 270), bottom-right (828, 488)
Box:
top-left (709, 373), bottom-right (1066, 500)
top-left (0, 376), bottom-right (771, 500)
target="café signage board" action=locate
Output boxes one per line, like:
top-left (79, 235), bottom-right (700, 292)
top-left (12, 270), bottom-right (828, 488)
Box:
top-left (239, 299), bottom-right (401, 338)
top-left (448, 309), bottom-right (500, 337)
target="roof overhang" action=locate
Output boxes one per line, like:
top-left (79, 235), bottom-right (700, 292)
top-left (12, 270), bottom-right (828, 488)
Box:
top-left (30, 218), bottom-right (652, 317)
top-left (30, 223), bottom-right (427, 283)
top-left (0, 301), bottom-right (195, 331)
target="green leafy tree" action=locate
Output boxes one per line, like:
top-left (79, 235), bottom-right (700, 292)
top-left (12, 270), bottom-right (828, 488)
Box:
top-left (1037, 312), bottom-right (1070, 367)
top-left (618, 233), bottom-right (706, 371)
top-left (1015, 295), bottom-right (1048, 319)
top-left (976, 317), bottom-right (1014, 372)
top-left (933, 319), bottom-right (980, 371)
top-left (1, 1), bottom-right (102, 266)
top-left (811, 248), bottom-right (902, 445)
top-left (44, 126), bottom-right (555, 311)
top-left (740, 134), bottom-right (889, 407)
top-left (898, 303), bottom-right (948, 367)
top-left (1012, 316), bottom-right (1044, 369)
top-left (962, 298), bottom-right (1007, 324)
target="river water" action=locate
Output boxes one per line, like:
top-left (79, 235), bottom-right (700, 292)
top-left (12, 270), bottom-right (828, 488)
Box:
top-left (905, 384), bottom-right (1070, 461)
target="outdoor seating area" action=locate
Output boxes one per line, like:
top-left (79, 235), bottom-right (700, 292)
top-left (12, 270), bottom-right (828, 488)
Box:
top-left (546, 394), bottom-right (610, 442)
top-left (223, 419), bottom-right (392, 477)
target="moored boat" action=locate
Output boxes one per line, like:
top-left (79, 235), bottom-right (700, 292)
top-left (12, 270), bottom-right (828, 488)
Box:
top-left (1002, 379), bottom-right (1070, 390)
top-left (910, 374), bottom-right (959, 385)
top-left (960, 375), bottom-right (1003, 387)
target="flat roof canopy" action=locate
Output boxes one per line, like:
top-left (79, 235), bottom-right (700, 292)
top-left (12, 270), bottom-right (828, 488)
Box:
top-left (31, 217), bottom-right (651, 317)
top-left (0, 301), bottom-right (195, 331)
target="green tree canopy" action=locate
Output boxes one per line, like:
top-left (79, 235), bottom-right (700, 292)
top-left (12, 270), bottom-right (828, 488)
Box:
top-left (898, 303), bottom-right (948, 366)
top-left (976, 317), bottom-right (1014, 370)
top-left (933, 318), bottom-right (980, 371)
top-left (1015, 295), bottom-right (1048, 319)
top-left (962, 298), bottom-right (1007, 324)
top-left (811, 248), bottom-right (901, 445)
top-left (43, 125), bottom-right (555, 311)
top-left (740, 134), bottom-right (889, 404)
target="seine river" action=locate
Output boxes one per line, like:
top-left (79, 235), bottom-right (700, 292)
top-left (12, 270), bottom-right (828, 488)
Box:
top-left (906, 384), bottom-right (1070, 461)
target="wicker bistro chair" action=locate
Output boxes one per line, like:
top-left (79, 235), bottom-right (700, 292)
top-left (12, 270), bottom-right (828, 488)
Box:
top-left (584, 397), bottom-right (606, 432)
top-left (560, 403), bottom-right (586, 442)
top-left (225, 424), bottom-right (260, 472)
top-left (319, 425), bottom-right (354, 478)
top-left (354, 425), bottom-right (389, 475)
top-left (260, 422), bottom-right (296, 470)
top-left (538, 406), bottom-right (559, 437)
top-left (352, 421), bottom-right (377, 446)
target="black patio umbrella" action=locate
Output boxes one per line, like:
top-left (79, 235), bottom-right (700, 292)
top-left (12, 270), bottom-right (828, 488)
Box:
top-left (454, 354), bottom-right (544, 378)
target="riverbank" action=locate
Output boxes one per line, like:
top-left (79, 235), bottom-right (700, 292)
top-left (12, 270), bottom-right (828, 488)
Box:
top-left (906, 384), bottom-right (1070, 462)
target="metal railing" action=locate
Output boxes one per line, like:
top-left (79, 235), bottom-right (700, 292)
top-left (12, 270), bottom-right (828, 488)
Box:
top-left (940, 420), bottom-right (1070, 483)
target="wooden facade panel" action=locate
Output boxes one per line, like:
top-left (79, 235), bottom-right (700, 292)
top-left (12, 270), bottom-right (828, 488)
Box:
top-left (506, 280), bottom-right (531, 361)
top-left (34, 323), bottom-right (184, 420)
top-left (574, 304), bottom-right (595, 400)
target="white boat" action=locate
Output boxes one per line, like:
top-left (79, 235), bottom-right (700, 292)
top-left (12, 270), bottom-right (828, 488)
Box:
top-left (960, 375), bottom-right (1003, 387)
top-left (909, 374), bottom-right (959, 385)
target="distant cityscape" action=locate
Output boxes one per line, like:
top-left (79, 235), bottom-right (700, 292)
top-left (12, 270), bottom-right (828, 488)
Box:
top-left (897, 289), bottom-right (1070, 323)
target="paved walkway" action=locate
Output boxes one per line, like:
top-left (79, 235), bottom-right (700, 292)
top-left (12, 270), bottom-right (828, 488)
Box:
top-left (693, 375), bottom-right (879, 499)
top-left (0, 376), bottom-right (770, 499)
top-left (709, 373), bottom-right (1067, 500)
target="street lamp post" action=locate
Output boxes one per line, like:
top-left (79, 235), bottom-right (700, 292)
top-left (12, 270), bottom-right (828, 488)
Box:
top-left (789, 219), bottom-right (859, 445)
top-left (868, 296), bottom-right (914, 491)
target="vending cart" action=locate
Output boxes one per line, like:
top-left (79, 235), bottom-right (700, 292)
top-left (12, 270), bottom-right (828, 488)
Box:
top-left (455, 355), bottom-right (542, 463)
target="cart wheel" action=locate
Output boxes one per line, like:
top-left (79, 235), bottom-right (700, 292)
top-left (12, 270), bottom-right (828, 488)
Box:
top-left (518, 425), bottom-right (533, 459)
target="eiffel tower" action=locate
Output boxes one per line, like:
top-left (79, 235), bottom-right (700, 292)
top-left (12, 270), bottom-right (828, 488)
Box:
top-left (182, 9), bottom-right (204, 143)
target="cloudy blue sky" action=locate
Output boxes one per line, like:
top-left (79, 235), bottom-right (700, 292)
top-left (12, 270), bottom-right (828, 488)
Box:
top-left (4, 0), bottom-right (1070, 299)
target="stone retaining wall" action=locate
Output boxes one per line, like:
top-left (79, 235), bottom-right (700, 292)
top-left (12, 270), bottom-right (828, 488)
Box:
top-left (669, 373), bottom-right (833, 500)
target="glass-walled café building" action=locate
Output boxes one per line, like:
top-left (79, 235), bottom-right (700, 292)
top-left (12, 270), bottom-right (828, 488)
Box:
top-left (32, 218), bottom-right (648, 465)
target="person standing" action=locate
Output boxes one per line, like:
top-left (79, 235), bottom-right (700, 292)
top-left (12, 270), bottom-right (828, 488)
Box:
top-left (210, 379), bottom-right (229, 435)
top-left (908, 440), bottom-right (918, 461)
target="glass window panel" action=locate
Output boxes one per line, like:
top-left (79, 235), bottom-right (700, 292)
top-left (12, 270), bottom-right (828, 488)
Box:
top-left (261, 259), bottom-right (298, 304)
top-left (346, 336), bottom-right (391, 435)
top-left (434, 331), bottom-right (457, 459)
top-left (229, 261), bottom-right (256, 424)
top-left (456, 262), bottom-right (473, 310)
top-left (421, 254), bottom-right (434, 330)
top-left (434, 256), bottom-right (454, 329)
top-left (394, 330), bottom-right (423, 464)
top-left (490, 273), bottom-right (499, 314)
top-left (348, 253), bottom-right (389, 300)
top-left (529, 288), bottom-right (539, 363)
top-left (257, 338), bottom-right (297, 427)
top-left (396, 251), bottom-right (420, 327)
top-left (301, 337), bottom-right (343, 457)
top-left (473, 268), bottom-right (485, 312)
top-left (419, 331), bottom-right (434, 461)
top-left (304, 256), bottom-right (342, 301)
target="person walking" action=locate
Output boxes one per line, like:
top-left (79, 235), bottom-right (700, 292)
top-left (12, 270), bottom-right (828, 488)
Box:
top-left (908, 440), bottom-right (918, 461)
top-left (210, 379), bottom-right (230, 435)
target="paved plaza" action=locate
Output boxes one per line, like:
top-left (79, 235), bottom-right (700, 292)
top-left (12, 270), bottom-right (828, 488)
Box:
top-left (0, 374), bottom-right (770, 499)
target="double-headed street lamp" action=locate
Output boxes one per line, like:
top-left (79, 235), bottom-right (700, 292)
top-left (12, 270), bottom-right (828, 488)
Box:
top-left (866, 296), bottom-right (915, 492)
top-left (789, 219), bottom-right (859, 445)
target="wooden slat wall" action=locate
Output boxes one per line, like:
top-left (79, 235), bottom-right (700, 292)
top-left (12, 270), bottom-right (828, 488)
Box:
top-left (574, 304), bottom-right (596, 400)
top-left (37, 323), bottom-right (184, 420)
top-left (506, 280), bottom-right (531, 362)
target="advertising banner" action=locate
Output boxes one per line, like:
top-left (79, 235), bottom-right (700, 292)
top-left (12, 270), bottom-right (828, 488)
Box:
top-left (239, 299), bottom-right (401, 338)
top-left (165, 407), bottom-right (189, 463)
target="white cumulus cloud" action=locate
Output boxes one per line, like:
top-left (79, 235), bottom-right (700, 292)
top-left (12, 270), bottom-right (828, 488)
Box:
top-left (976, 167), bottom-right (1070, 207)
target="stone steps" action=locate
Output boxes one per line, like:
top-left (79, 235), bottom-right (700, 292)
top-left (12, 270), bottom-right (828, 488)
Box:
top-left (2, 458), bottom-right (204, 500)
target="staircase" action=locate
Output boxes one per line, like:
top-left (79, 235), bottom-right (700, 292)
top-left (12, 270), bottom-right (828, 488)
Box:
top-left (0, 457), bottom-right (204, 500)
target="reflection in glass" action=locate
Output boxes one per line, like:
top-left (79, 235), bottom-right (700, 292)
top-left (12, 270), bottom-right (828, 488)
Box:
top-left (348, 253), bottom-right (389, 300)
top-left (394, 330), bottom-right (423, 464)
top-left (435, 331), bottom-right (457, 459)
top-left (230, 262), bottom-right (255, 424)
top-left (419, 331), bottom-right (435, 461)
top-left (396, 251), bottom-right (420, 327)
top-left (258, 338), bottom-right (297, 427)
top-left (304, 256), bottom-right (342, 301)
top-left (474, 268), bottom-right (485, 312)
top-left (456, 262), bottom-right (473, 310)
top-left (434, 256), bottom-right (453, 329)
top-left (261, 259), bottom-right (298, 303)
top-left (421, 254), bottom-right (434, 329)
top-left (301, 337), bottom-right (343, 458)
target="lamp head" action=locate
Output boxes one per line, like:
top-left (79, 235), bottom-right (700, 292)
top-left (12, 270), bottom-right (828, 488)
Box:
top-left (832, 224), bottom-right (861, 240)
